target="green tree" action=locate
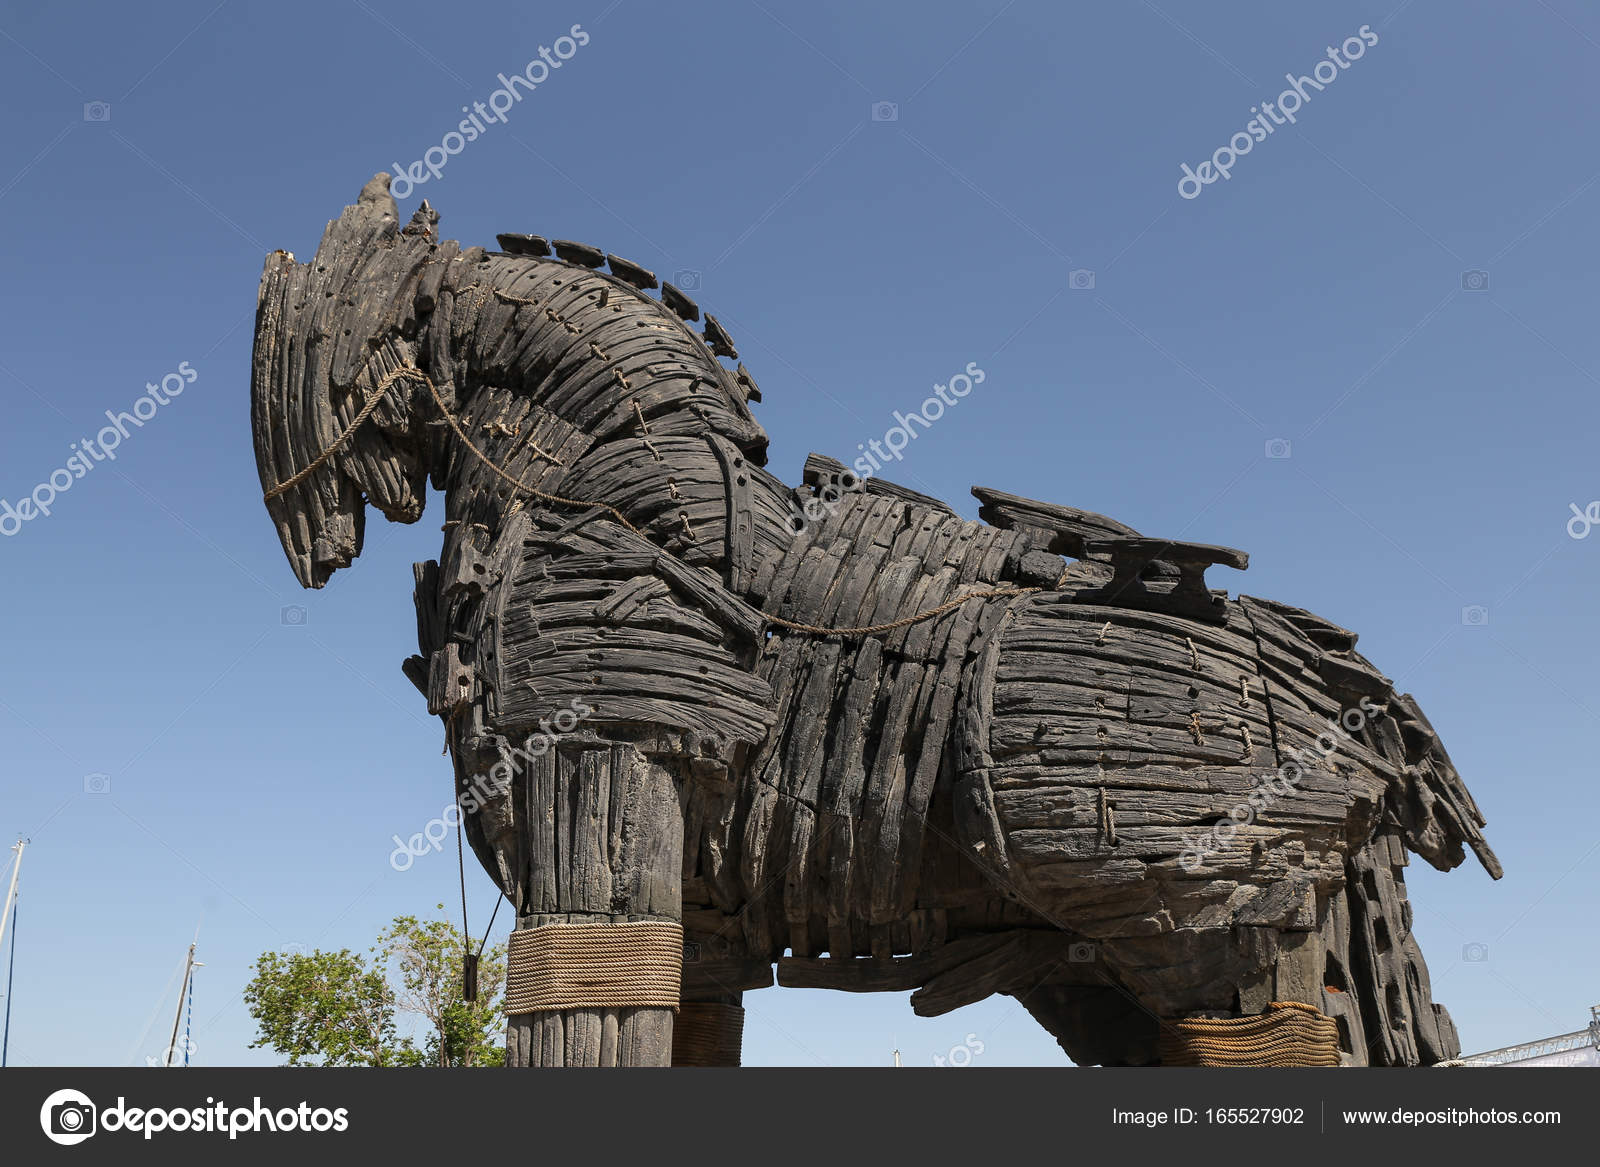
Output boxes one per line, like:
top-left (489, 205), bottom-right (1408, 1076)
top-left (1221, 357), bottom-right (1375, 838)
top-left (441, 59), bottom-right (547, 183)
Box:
top-left (243, 947), bottom-right (409, 1067)
top-left (244, 906), bottom-right (505, 1067)
top-left (380, 907), bottom-right (507, 1067)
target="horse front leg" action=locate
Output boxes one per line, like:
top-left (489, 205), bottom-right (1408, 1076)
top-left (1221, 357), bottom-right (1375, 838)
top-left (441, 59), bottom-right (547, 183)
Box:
top-left (479, 513), bottom-right (775, 1066)
top-left (505, 737), bottom-right (685, 1067)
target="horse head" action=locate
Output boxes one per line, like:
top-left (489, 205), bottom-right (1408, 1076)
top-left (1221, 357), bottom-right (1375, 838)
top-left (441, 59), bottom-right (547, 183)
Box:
top-left (251, 173), bottom-right (448, 587)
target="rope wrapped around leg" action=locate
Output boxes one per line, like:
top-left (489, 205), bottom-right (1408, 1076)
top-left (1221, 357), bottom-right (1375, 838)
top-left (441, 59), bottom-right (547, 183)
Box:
top-left (503, 921), bottom-right (684, 1016)
top-left (1158, 1002), bottom-right (1342, 1067)
top-left (672, 1002), bottom-right (745, 1067)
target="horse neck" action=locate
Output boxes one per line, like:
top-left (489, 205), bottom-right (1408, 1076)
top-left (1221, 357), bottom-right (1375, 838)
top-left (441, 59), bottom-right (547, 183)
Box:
top-left (441, 252), bottom-right (763, 444)
top-left (430, 251), bottom-right (789, 588)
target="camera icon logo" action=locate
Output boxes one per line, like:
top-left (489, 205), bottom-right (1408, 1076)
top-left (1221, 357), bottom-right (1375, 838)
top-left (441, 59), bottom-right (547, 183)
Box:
top-left (672, 269), bottom-right (702, 291)
top-left (1462, 942), bottom-right (1489, 962)
top-left (83, 772), bottom-right (111, 795)
top-left (1068, 269), bottom-right (1096, 290)
top-left (1461, 270), bottom-right (1489, 292)
top-left (281, 605), bottom-right (307, 627)
top-left (1461, 605), bottom-right (1489, 627)
top-left (83, 102), bottom-right (111, 123)
top-left (682, 940), bottom-right (702, 964)
top-left (1265, 438), bottom-right (1293, 460)
top-left (40, 1088), bottom-right (97, 1146)
top-left (1067, 941), bottom-right (1097, 963)
top-left (871, 101), bottom-right (899, 122)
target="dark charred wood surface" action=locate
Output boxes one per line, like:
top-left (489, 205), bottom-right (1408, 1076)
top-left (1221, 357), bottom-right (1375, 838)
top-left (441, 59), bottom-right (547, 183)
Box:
top-left (251, 177), bottom-right (1500, 1065)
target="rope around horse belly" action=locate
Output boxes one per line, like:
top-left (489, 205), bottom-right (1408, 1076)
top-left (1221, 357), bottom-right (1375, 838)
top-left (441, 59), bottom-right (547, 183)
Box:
top-left (261, 365), bottom-right (1042, 638)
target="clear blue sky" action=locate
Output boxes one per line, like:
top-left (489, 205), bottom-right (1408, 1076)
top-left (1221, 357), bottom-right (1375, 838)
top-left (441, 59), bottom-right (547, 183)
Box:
top-left (1, 0), bottom-right (1595, 1067)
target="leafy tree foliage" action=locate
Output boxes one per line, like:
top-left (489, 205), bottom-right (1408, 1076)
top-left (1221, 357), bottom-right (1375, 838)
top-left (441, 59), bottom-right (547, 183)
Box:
top-left (243, 948), bottom-right (404, 1067)
top-left (245, 906), bottom-right (505, 1067)
top-left (381, 909), bottom-right (507, 1067)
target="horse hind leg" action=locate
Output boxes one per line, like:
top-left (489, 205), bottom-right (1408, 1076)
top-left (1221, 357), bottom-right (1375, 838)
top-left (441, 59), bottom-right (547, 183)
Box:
top-left (671, 990), bottom-right (746, 1066)
top-left (1016, 983), bottom-right (1162, 1067)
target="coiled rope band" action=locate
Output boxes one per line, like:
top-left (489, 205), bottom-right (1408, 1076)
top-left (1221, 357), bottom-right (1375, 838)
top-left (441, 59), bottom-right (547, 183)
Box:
top-left (503, 920), bottom-right (684, 1016)
top-left (1157, 1001), bottom-right (1341, 1068)
top-left (671, 1002), bottom-right (745, 1066)
top-left (261, 366), bottom-right (414, 502)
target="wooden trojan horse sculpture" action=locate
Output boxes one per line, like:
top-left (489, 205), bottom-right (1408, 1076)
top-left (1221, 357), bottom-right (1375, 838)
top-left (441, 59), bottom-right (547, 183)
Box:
top-left (251, 176), bottom-right (1500, 1067)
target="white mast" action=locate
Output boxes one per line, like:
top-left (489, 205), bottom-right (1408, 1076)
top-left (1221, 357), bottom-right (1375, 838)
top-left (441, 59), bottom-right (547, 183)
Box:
top-left (0, 840), bottom-right (25, 957)
top-left (163, 924), bottom-right (203, 1067)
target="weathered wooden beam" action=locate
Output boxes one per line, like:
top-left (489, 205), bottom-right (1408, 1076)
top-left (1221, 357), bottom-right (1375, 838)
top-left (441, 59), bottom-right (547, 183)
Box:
top-left (972, 485), bottom-right (1140, 557)
top-left (505, 741), bottom-right (684, 1067)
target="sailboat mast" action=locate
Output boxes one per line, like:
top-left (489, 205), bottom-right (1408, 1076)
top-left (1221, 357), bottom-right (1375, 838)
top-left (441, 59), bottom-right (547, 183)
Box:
top-left (165, 942), bottom-right (196, 1068)
top-left (183, 962), bottom-right (196, 1067)
top-left (2, 894), bottom-right (16, 1066)
top-left (0, 840), bottom-right (25, 957)
top-left (0, 840), bottom-right (26, 1069)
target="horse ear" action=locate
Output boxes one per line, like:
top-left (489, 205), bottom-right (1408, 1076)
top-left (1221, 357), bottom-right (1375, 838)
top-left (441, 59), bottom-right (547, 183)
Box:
top-left (403, 198), bottom-right (439, 240)
top-left (358, 171), bottom-right (399, 212)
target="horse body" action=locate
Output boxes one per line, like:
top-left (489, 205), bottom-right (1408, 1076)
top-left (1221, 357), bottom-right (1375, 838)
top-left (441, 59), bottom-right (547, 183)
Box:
top-left (252, 177), bottom-right (1498, 1066)
top-left (418, 233), bottom-right (1041, 969)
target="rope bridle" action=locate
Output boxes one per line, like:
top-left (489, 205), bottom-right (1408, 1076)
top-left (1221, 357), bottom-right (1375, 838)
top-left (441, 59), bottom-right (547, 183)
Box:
top-left (261, 362), bottom-right (1041, 638)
